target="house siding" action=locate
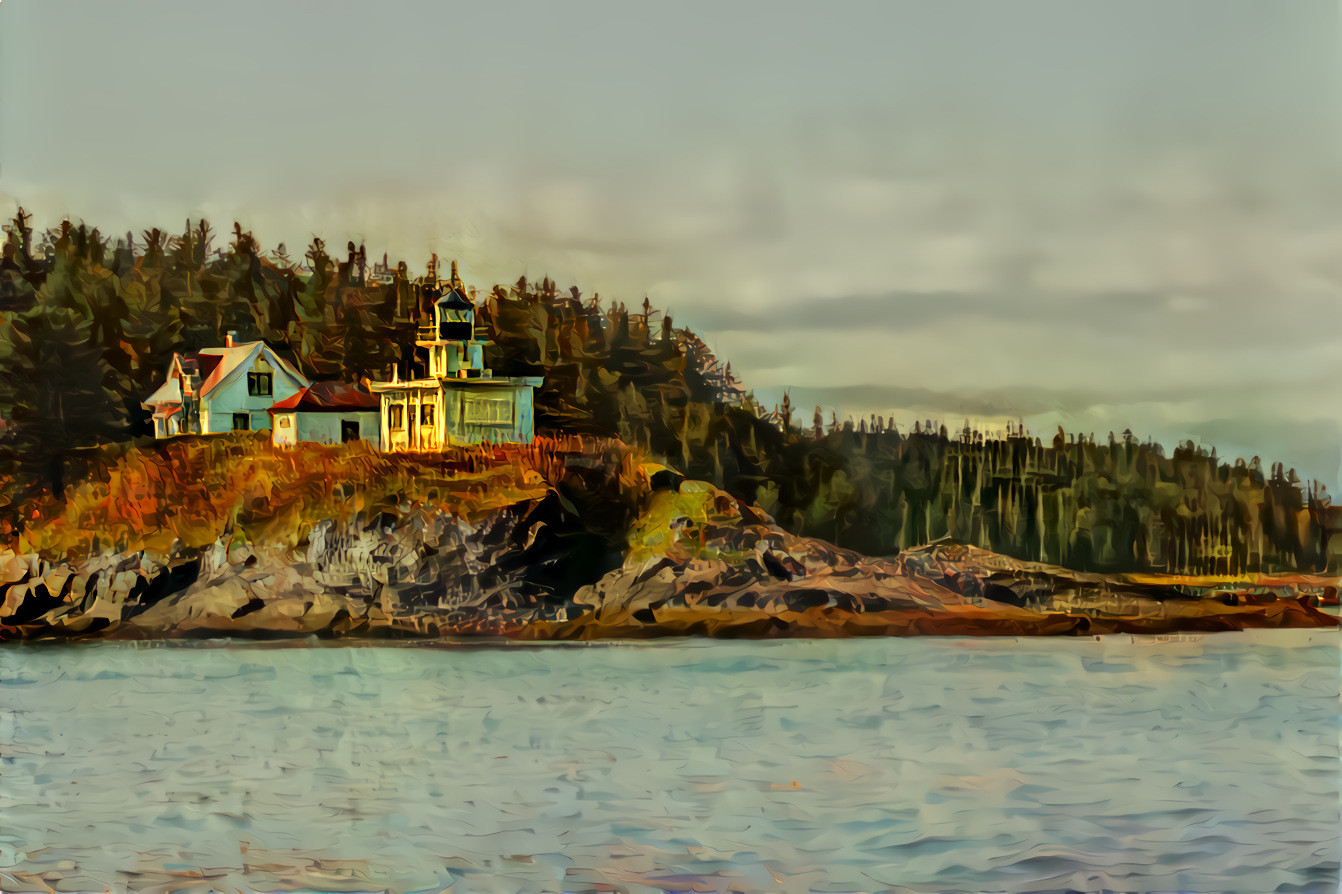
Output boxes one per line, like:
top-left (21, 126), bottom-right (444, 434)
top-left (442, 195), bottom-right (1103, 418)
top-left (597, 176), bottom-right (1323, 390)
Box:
top-left (377, 382), bottom-right (535, 452)
top-left (273, 411), bottom-right (381, 448)
top-left (449, 384), bottom-right (534, 444)
top-left (380, 391), bottom-right (405, 452)
top-left (202, 350), bottom-right (305, 432)
top-left (272, 411), bottom-right (298, 447)
top-left (379, 388), bottom-right (435, 452)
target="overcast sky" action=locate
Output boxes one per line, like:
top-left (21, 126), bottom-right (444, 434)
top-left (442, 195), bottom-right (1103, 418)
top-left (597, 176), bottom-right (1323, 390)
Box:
top-left (2, 1), bottom-right (1339, 485)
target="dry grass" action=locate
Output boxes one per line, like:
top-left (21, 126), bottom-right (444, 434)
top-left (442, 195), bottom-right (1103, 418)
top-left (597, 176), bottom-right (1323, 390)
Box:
top-left (5, 433), bottom-right (625, 560)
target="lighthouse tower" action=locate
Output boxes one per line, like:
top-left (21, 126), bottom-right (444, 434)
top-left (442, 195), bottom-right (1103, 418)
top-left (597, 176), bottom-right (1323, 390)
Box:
top-left (417, 260), bottom-right (488, 380)
top-left (373, 259), bottom-right (540, 451)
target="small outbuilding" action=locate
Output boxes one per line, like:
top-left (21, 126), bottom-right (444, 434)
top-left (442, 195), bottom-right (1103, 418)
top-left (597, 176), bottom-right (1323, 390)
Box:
top-left (269, 381), bottom-right (381, 448)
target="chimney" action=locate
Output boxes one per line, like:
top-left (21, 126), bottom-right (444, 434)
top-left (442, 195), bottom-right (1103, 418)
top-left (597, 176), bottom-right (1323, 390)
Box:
top-left (225, 331), bottom-right (237, 348)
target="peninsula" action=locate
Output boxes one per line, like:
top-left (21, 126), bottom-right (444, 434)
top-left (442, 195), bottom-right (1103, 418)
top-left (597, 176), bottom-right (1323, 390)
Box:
top-left (0, 212), bottom-right (1336, 639)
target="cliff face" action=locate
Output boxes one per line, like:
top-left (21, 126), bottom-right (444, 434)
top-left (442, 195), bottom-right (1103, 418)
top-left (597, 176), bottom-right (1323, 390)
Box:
top-left (0, 489), bottom-right (619, 639)
top-left (527, 479), bottom-right (1337, 639)
top-left (1, 474), bottom-right (1334, 641)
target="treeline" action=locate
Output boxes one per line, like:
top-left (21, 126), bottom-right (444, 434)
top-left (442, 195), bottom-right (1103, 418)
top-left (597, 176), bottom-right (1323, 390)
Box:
top-left (699, 418), bottom-right (1333, 575)
top-left (0, 210), bottom-right (1334, 573)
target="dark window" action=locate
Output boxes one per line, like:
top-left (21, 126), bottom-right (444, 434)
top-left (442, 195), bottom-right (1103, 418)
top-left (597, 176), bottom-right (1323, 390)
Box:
top-left (341, 420), bottom-right (360, 442)
top-left (248, 372), bottom-right (273, 396)
top-left (389, 406), bottom-right (404, 430)
top-left (232, 413), bottom-right (250, 431)
top-left (439, 320), bottom-right (472, 341)
top-left (420, 404), bottom-right (435, 426)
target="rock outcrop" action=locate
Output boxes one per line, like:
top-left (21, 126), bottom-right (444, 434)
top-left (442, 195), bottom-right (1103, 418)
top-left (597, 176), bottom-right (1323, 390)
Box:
top-left (1, 478), bottom-right (1335, 641)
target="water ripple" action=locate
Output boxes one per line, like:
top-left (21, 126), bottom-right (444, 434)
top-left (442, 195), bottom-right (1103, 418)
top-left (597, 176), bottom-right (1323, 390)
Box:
top-left (0, 632), bottom-right (1336, 894)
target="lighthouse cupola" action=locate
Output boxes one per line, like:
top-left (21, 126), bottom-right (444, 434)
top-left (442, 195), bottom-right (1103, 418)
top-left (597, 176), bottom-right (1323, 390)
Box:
top-left (435, 262), bottom-right (474, 340)
top-left (435, 288), bottom-right (474, 341)
top-left (418, 260), bottom-right (487, 378)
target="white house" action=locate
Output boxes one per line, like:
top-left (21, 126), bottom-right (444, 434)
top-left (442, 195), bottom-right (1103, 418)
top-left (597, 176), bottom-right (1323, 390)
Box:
top-left (269, 381), bottom-right (381, 448)
top-left (142, 335), bottom-right (309, 437)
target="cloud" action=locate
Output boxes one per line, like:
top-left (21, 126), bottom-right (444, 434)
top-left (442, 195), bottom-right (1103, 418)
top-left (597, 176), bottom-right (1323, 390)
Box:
top-left (5, 1), bottom-right (1340, 484)
top-left (7, 142), bottom-right (1340, 486)
top-left (753, 380), bottom-right (1342, 488)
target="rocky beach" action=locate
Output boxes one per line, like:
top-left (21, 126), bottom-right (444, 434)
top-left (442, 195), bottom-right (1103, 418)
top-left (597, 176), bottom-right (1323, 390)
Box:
top-left (3, 460), bottom-right (1334, 642)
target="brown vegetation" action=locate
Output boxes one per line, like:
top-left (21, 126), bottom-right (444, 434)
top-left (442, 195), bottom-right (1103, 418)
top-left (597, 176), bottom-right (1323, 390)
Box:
top-left (2, 439), bottom-right (1332, 641)
top-left (1, 209), bottom-right (1336, 579)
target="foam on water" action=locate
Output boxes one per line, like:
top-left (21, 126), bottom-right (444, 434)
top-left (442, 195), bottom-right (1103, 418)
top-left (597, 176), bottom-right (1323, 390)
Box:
top-left (0, 632), bottom-right (1336, 894)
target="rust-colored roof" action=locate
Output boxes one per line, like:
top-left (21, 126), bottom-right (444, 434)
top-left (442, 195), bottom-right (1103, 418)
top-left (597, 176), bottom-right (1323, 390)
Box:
top-left (270, 380), bottom-right (379, 412)
top-left (189, 353), bottom-right (223, 383)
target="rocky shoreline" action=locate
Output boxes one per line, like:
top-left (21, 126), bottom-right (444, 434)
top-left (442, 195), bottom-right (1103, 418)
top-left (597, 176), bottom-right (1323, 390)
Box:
top-left (2, 476), bottom-right (1335, 642)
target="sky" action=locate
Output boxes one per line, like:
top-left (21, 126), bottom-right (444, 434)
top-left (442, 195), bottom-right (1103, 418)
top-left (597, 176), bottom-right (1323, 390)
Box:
top-left (2, 1), bottom-right (1340, 486)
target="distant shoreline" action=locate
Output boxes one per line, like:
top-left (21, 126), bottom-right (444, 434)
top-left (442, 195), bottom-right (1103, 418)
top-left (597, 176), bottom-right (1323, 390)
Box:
top-left (1, 437), bottom-right (1337, 643)
top-left (3, 627), bottom-right (1335, 651)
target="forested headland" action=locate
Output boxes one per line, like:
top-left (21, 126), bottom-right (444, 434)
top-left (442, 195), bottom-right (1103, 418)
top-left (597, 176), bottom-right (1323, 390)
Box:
top-left (1, 209), bottom-right (1335, 575)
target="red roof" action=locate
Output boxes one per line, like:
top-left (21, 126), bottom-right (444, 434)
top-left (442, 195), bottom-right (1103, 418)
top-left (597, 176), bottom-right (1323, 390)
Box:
top-left (191, 353), bottom-right (223, 383)
top-left (270, 381), bottom-right (379, 413)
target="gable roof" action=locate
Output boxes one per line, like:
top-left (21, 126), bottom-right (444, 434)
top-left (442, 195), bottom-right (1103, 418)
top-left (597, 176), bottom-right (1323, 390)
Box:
top-left (188, 353), bottom-right (223, 383)
top-left (143, 340), bottom-right (310, 408)
top-left (144, 376), bottom-right (182, 406)
top-left (270, 381), bottom-right (379, 413)
top-left (196, 341), bottom-right (309, 398)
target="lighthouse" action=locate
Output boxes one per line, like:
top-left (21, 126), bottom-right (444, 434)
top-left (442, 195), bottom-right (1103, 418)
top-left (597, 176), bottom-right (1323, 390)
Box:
top-left (371, 261), bottom-right (542, 451)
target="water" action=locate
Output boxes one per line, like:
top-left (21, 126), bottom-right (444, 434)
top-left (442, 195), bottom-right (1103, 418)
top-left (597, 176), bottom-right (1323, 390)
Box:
top-left (0, 633), bottom-right (1336, 894)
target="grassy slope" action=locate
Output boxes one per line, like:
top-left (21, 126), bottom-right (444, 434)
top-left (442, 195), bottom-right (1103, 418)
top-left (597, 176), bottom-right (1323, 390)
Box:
top-left (0, 437), bottom-right (1334, 638)
top-left (2, 434), bottom-right (594, 563)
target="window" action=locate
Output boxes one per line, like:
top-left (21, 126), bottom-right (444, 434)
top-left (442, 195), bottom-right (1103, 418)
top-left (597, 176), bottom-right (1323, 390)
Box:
top-left (464, 396), bottom-right (513, 425)
top-left (232, 413), bottom-right (250, 431)
top-left (420, 404), bottom-right (435, 426)
top-left (248, 372), bottom-right (273, 396)
top-left (438, 306), bottom-right (474, 341)
top-left (389, 405), bottom-right (404, 430)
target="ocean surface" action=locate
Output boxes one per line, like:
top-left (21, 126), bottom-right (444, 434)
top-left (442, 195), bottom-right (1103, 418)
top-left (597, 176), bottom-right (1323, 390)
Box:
top-left (0, 633), bottom-right (1337, 894)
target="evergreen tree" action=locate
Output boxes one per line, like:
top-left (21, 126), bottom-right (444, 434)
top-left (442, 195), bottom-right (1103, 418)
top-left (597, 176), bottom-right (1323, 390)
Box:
top-left (0, 279), bottom-right (127, 495)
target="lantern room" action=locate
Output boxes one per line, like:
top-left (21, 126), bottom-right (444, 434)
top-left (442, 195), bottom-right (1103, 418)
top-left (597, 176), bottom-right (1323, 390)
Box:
top-left (435, 290), bottom-right (475, 341)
